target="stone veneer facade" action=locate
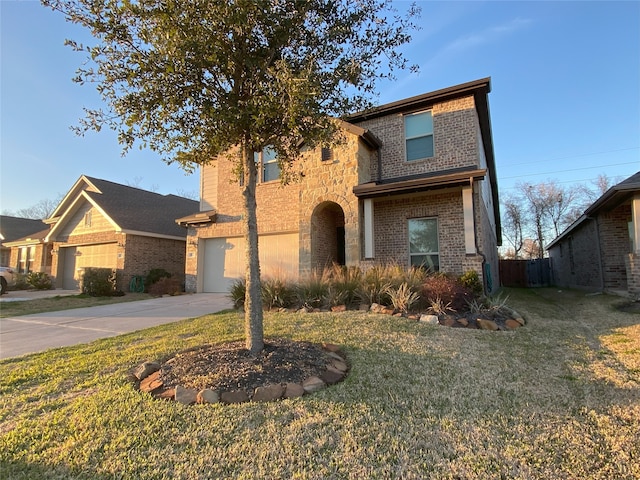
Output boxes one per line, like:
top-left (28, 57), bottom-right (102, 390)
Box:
top-left (184, 81), bottom-right (500, 294)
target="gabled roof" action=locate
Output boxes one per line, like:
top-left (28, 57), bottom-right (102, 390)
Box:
top-left (46, 175), bottom-right (199, 241)
top-left (547, 171), bottom-right (640, 250)
top-left (0, 216), bottom-right (47, 243)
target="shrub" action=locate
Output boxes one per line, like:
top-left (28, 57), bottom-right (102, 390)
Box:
top-left (322, 286), bottom-right (349, 308)
top-left (458, 270), bottom-right (483, 296)
top-left (148, 277), bottom-right (182, 296)
top-left (295, 270), bottom-right (330, 309)
top-left (82, 268), bottom-right (118, 297)
top-left (357, 265), bottom-right (392, 306)
top-left (228, 278), bottom-right (246, 309)
top-left (427, 296), bottom-right (456, 316)
top-left (145, 268), bottom-right (172, 291)
top-left (261, 276), bottom-right (295, 309)
top-left (386, 282), bottom-right (420, 313)
top-left (420, 273), bottom-right (472, 312)
top-left (11, 273), bottom-right (30, 291)
top-left (326, 264), bottom-right (362, 308)
top-left (26, 272), bottom-right (53, 290)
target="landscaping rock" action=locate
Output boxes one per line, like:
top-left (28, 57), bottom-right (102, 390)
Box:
top-left (134, 361), bottom-right (161, 380)
top-left (458, 318), bottom-right (469, 327)
top-left (253, 384), bottom-right (284, 402)
top-left (283, 382), bottom-right (305, 398)
top-left (443, 315), bottom-right (457, 327)
top-left (302, 376), bottom-right (326, 393)
top-left (330, 359), bottom-right (348, 373)
top-left (154, 388), bottom-right (175, 401)
top-left (505, 319), bottom-right (523, 330)
top-left (322, 343), bottom-right (342, 353)
top-left (175, 385), bottom-right (198, 405)
top-left (196, 389), bottom-right (220, 404)
top-left (139, 371), bottom-right (164, 393)
top-left (419, 314), bottom-right (439, 325)
top-left (221, 390), bottom-right (249, 404)
top-left (331, 305), bottom-right (347, 312)
top-left (477, 319), bottom-right (500, 331)
top-left (320, 369), bottom-right (344, 385)
top-left (326, 351), bottom-right (345, 361)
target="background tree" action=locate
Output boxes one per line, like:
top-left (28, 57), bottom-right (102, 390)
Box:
top-left (42, 0), bottom-right (420, 353)
top-left (500, 176), bottom-right (620, 259)
top-left (2, 195), bottom-right (63, 220)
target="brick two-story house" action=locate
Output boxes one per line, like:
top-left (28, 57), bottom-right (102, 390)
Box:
top-left (178, 78), bottom-right (501, 293)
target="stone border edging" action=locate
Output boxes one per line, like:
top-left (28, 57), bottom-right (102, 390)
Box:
top-left (130, 342), bottom-right (349, 405)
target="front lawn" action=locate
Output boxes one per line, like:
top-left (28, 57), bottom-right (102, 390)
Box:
top-left (0, 288), bottom-right (638, 479)
top-left (0, 292), bottom-right (151, 318)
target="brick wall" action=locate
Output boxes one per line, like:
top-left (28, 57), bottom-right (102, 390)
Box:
top-left (371, 188), bottom-right (469, 274)
top-left (599, 204), bottom-right (632, 289)
top-left (549, 218), bottom-right (602, 290)
top-left (354, 95), bottom-right (479, 181)
top-left (121, 234), bottom-right (187, 290)
top-left (549, 203), bottom-right (632, 291)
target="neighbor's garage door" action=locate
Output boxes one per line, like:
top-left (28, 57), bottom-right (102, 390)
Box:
top-left (203, 233), bottom-right (299, 293)
top-left (61, 243), bottom-right (117, 290)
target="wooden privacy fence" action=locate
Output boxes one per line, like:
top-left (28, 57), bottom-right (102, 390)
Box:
top-left (499, 259), bottom-right (551, 287)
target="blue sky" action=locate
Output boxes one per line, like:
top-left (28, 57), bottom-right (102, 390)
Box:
top-left (1, 1), bottom-right (639, 214)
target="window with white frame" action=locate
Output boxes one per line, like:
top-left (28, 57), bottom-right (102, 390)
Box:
top-left (261, 146), bottom-right (280, 182)
top-left (404, 110), bottom-right (434, 161)
top-left (408, 217), bottom-right (439, 271)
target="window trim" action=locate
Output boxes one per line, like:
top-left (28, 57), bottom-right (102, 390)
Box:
top-left (404, 110), bottom-right (434, 162)
top-left (408, 217), bottom-right (439, 271)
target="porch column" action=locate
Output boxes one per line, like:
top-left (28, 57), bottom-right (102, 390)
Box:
top-left (632, 194), bottom-right (640, 254)
top-left (462, 185), bottom-right (476, 254)
top-left (363, 198), bottom-right (374, 259)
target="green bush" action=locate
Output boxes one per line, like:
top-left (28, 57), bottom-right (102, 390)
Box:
top-left (228, 278), bottom-right (246, 309)
top-left (326, 264), bottom-right (362, 308)
top-left (261, 277), bottom-right (295, 310)
top-left (458, 270), bottom-right (483, 296)
top-left (26, 272), bottom-right (53, 290)
top-left (81, 268), bottom-right (118, 297)
top-left (386, 282), bottom-right (420, 313)
top-left (11, 273), bottom-right (30, 291)
top-left (295, 271), bottom-right (329, 309)
top-left (145, 268), bottom-right (172, 292)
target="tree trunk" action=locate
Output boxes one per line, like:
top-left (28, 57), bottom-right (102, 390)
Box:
top-left (241, 143), bottom-right (264, 354)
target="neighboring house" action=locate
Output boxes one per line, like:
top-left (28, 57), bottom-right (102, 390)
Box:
top-left (0, 216), bottom-right (49, 271)
top-left (36, 175), bottom-right (199, 290)
top-left (547, 171), bottom-right (640, 299)
top-left (178, 78), bottom-right (501, 294)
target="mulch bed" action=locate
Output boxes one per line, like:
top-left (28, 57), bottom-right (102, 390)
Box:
top-left (158, 338), bottom-right (334, 397)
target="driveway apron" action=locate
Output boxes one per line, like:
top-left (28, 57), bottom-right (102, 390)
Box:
top-left (0, 293), bottom-right (232, 359)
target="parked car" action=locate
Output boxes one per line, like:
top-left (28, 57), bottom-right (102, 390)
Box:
top-left (0, 267), bottom-right (16, 294)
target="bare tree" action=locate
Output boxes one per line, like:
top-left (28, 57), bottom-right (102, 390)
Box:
top-left (501, 192), bottom-right (525, 259)
top-left (6, 195), bottom-right (64, 220)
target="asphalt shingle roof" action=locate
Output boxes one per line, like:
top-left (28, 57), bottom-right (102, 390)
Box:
top-left (82, 176), bottom-right (198, 238)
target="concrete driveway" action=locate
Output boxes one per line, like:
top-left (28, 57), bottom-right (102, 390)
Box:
top-left (0, 293), bottom-right (233, 359)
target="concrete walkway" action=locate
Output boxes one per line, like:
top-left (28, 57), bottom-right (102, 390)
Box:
top-left (0, 293), bottom-right (233, 359)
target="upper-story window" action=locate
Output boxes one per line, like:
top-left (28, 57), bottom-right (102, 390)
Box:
top-left (404, 110), bottom-right (434, 161)
top-left (260, 146), bottom-right (280, 182)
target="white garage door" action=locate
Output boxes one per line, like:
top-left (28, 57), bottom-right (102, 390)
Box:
top-left (61, 243), bottom-right (117, 290)
top-left (203, 233), bottom-right (299, 293)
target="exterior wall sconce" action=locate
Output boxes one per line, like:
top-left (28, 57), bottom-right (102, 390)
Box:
top-left (51, 249), bottom-right (59, 255)
top-left (117, 242), bottom-right (125, 248)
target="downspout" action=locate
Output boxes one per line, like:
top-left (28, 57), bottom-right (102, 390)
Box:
top-left (590, 215), bottom-right (605, 292)
top-left (468, 178), bottom-right (491, 293)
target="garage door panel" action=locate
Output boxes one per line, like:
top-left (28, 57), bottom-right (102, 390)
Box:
top-left (61, 243), bottom-right (117, 290)
top-left (203, 234), bottom-right (298, 293)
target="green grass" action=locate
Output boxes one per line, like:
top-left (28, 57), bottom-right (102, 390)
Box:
top-left (0, 293), bottom-right (152, 318)
top-left (1, 288), bottom-right (639, 479)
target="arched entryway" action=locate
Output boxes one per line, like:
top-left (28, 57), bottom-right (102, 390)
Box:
top-left (311, 201), bottom-right (346, 270)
